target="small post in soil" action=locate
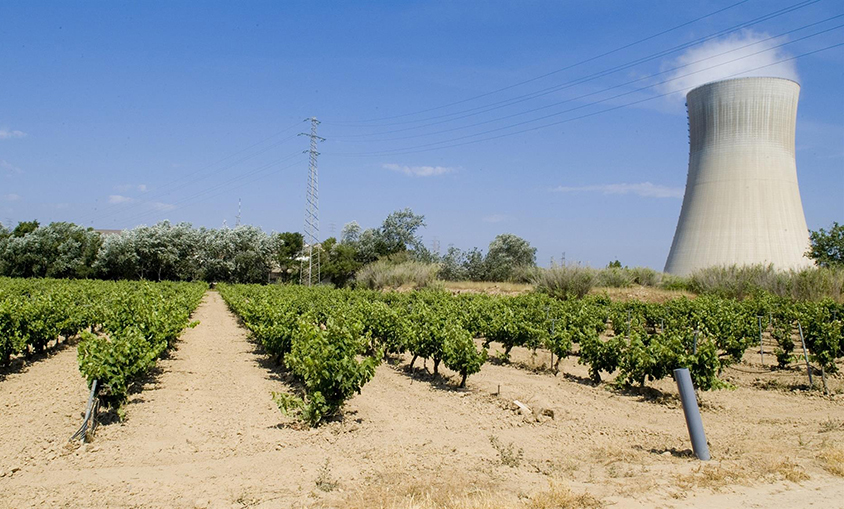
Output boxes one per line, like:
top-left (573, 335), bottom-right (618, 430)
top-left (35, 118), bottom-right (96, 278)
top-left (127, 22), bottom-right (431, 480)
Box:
top-left (757, 316), bottom-right (764, 365)
top-left (797, 322), bottom-right (813, 388)
top-left (673, 368), bottom-right (710, 461)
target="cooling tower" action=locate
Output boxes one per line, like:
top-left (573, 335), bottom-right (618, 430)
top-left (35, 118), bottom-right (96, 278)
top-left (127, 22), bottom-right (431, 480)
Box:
top-left (664, 77), bottom-right (812, 276)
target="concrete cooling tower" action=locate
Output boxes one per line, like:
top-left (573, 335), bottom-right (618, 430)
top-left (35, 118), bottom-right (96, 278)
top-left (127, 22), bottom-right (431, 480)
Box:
top-left (664, 77), bottom-right (812, 276)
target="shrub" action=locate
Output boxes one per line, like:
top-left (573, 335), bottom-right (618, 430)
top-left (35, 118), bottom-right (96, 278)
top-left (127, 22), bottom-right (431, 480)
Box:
top-left (533, 265), bottom-right (595, 300)
top-left (595, 267), bottom-right (634, 288)
top-left (354, 260), bottom-right (440, 290)
top-left (688, 264), bottom-right (843, 302)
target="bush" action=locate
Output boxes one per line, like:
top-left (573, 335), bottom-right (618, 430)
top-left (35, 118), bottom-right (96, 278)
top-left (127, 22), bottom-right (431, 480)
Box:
top-left (628, 266), bottom-right (662, 286)
top-left (595, 267), bottom-right (634, 288)
top-left (533, 265), bottom-right (595, 300)
top-left (354, 260), bottom-right (439, 290)
top-left (688, 264), bottom-right (843, 302)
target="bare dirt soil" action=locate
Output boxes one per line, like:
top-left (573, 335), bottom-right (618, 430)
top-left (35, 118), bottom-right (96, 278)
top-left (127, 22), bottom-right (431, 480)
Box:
top-left (1, 290), bottom-right (842, 508)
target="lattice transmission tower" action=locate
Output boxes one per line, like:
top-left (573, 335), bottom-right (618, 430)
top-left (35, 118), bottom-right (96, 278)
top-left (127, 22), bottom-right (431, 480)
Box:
top-left (299, 117), bottom-right (324, 286)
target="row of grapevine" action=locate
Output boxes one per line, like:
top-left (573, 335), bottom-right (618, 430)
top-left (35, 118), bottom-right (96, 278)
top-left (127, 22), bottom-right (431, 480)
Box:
top-left (0, 277), bottom-right (207, 407)
top-left (220, 283), bottom-right (843, 412)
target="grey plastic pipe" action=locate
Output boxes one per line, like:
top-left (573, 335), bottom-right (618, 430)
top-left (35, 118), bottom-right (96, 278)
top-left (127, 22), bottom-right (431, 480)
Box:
top-left (673, 368), bottom-right (710, 461)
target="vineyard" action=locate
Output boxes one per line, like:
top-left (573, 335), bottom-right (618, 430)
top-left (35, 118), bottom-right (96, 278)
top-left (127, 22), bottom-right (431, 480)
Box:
top-left (1, 278), bottom-right (843, 507)
top-left (0, 277), bottom-right (206, 407)
top-left (219, 283), bottom-right (844, 424)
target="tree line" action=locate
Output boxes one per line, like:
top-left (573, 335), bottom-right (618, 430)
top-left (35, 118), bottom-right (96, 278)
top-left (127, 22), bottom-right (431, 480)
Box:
top-left (0, 208), bottom-right (540, 285)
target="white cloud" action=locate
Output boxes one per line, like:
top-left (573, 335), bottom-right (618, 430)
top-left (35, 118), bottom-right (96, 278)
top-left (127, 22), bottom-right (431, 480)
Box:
top-left (3, 193), bottom-right (21, 202)
top-left (483, 214), bottom-right (512, 223)
top-left (0, 129), bottom-right (26, 140)
top-left (660, 30), bottom-right (799, 99)
top-left (1, 160), bottom-right (22, 175)
top-left (383, 163), bottom-right (455, 177)
top-left (108, 195), bottom-right (137, 204)
top-left (553, 182), bottom-right (683, 199)
top-left (151, 202), bottom-right (175, 211)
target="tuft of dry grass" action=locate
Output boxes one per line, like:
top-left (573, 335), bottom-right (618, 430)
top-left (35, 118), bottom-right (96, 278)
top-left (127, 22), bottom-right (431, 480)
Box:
top-left (527, 480), bottom-right (602, 509)
top-left (441, 280), bottom-right (533, 295)
top-left (818, 444), bottom-right (844, 477)
top-left (334, 471), bottom-right (509, 509)
top-left (590, 285), bottom-right (695, 304)
top-left (676, 456), bottom-right (809, 491)
top-left (819, 417), bottom-right (844, 434)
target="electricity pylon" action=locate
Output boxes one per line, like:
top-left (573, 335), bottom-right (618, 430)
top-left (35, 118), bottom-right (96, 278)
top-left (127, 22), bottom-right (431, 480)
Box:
top-left (299, 117), bottom-right (324, 286)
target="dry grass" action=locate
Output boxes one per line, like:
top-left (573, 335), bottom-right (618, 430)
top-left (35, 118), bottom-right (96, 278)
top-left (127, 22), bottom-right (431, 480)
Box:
top-left (590, 285), bottom-right (696, 304)
top-left (676, 456), bottom-right (809, 491)
top-left (526, 480), bottom-right (603, 509)
top-left (819, 418), bottom-right (844, 434)
top-left (334, 469), bottom-right (508, 509)
top-left (441, 280), bottom-right (533, 295)
top-left (818, 444), bottom-right (844, 477)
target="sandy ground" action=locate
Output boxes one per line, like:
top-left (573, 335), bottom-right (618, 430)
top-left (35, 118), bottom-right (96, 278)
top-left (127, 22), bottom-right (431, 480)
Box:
top-left (0, 290), bottom-right (842, 508)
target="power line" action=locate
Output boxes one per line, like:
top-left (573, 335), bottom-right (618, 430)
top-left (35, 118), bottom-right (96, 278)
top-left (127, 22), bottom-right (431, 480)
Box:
top-left (80, 126), bottom-right (302, 227)
top-left (328, 17), bottom-right (844, 145)
top-left (115, 151), bottom-right (307, 227)
top-left (329, 5), bottom-right (833, 139)
top-left (325, 0), bottom-right (753, 125)
top-left (325, 41), bottom-right (844, 157)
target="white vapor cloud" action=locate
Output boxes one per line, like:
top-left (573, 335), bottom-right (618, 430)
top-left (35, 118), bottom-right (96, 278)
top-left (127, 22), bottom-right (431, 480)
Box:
top-left (0, 129), bottom-right (26, 140)
top-left (660, 30), bottom-right (799, 99)
top-left (553, 182), bottom-right (683, 199)
top-left (1, 160), bottom-right (22, 175)
top-left (383, 163), bottom-right (455, 177)
top-left (108, 195), bottom-right (137, 204)
top-left (151, 202), bottom-right (175, 211)
top-left (3, 193), bottom-right (21, 202)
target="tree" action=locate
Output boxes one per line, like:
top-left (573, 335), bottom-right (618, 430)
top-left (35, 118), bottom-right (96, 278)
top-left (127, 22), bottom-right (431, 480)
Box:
top-left (12, 220), bottom-right (39, 238)
top-left (0, 222), bottom-right (100, 278)
top-left (484, 234), bottom-right (536, 282)
top-left (95, 232), bottom-right (139, 280)
top-left (463, 247), bottom-right (487, 281)
top-left (378, 208), bottom-right (426, 255)
top-left (439, 246), bottom-right (468, 281)
top-left (807, 222), bottom-right (844, 268)
top-left (273, 231), bottom-right (304, 283)
top-left (340, 221), bottom-right (361, 244)
top-left (320, 237), bottom-right (361, 287)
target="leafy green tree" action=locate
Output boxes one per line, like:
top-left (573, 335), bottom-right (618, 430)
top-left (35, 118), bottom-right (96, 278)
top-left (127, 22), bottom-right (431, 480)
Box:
top-left (12, 220), bottom-right (39, 238)
top-left (484, 233), bottom-right (536, 282)
top-left (464, 247), bottom-right (487, 281)
top-left (439, 246), bottom-right (468, 281)
top-left (95, 232), bottom-right (140, 280)
top-left (806, 222), bottom-right (843, 268)
top-left (340, 221), bottom-right (361, 244)
top-left (273, 231), bottom-right (304, 282)
top-left (321, 237), bottom-right (361, 287)
top-left (0, 222), bottom-right (100, 278)
top-left (378, 208), bottom-right (426, 255)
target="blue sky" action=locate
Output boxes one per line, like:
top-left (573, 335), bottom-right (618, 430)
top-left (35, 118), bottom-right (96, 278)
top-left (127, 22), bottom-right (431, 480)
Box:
top-left (1, 0), bottom-right (842, 269)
